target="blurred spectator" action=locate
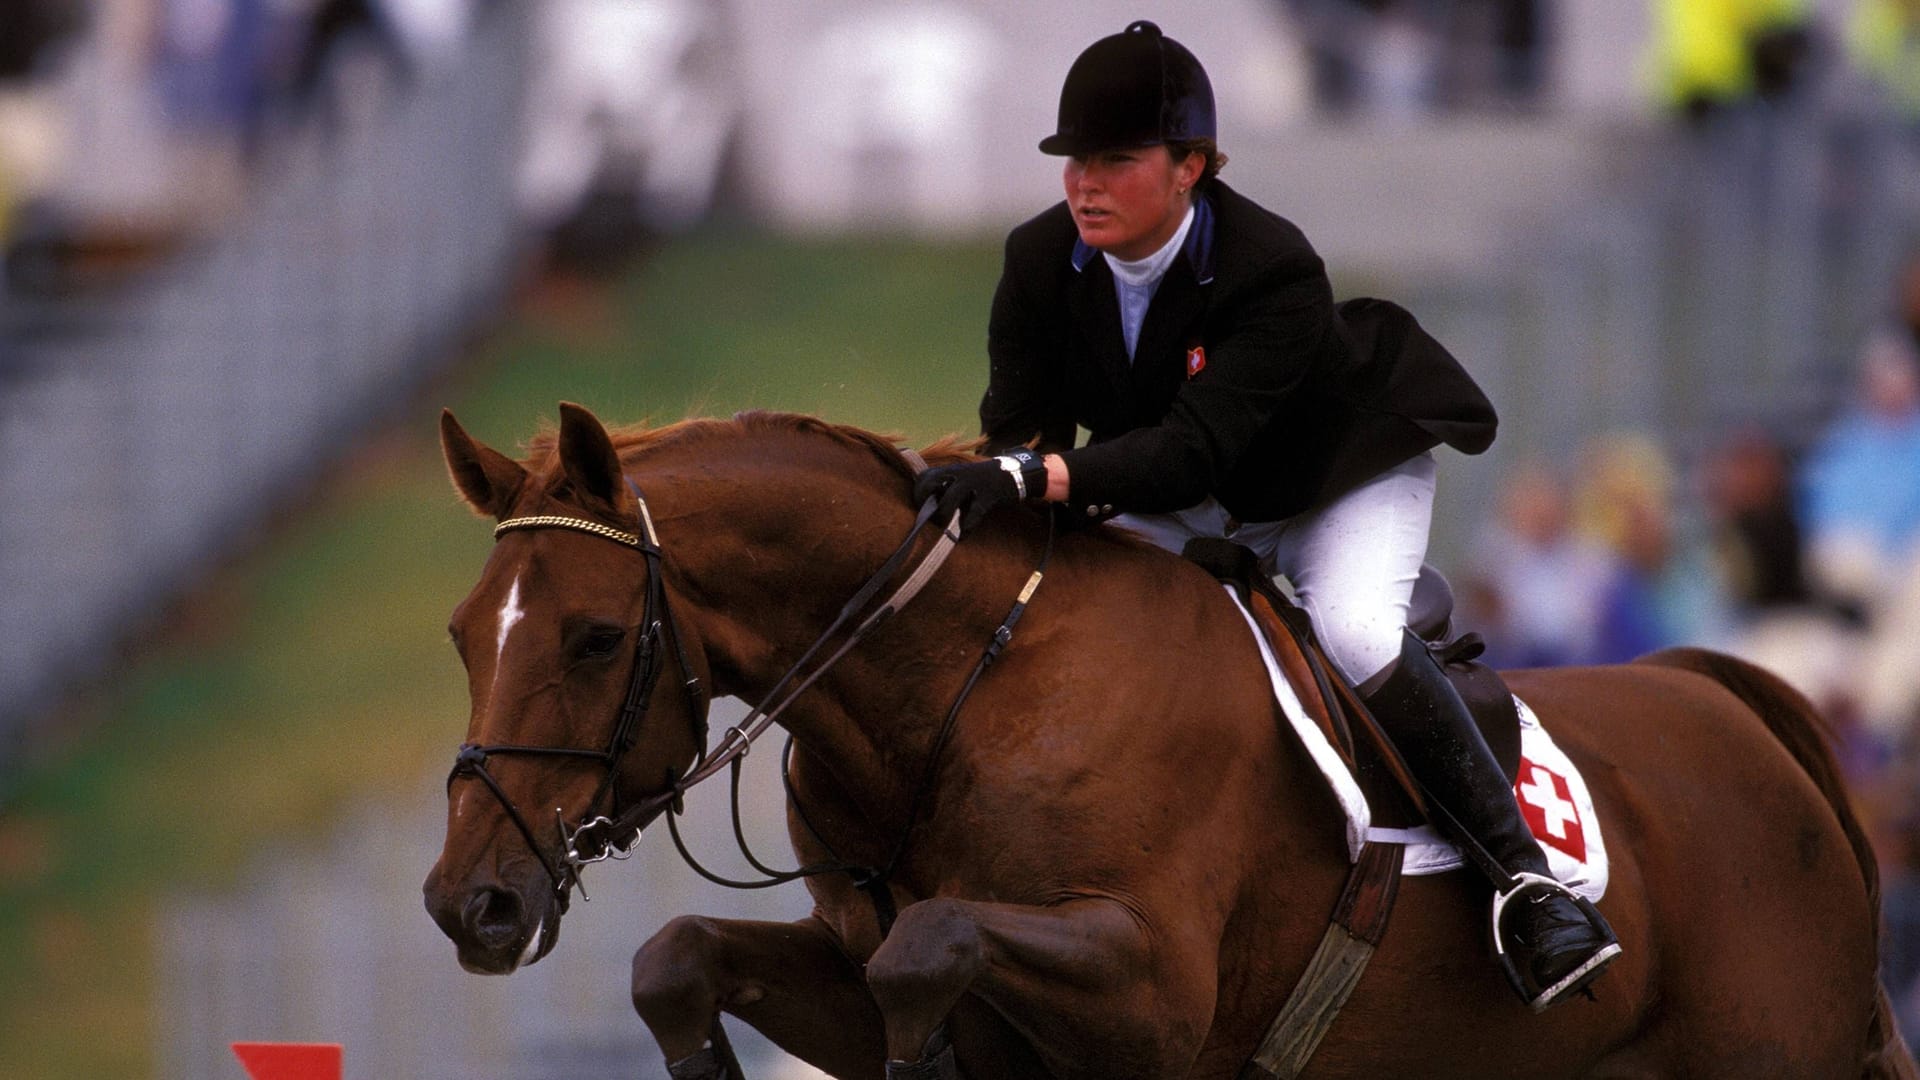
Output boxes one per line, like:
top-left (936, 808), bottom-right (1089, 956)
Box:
top-left (1487, 0), bottom-right (1549, 103)
top-left (1859, 768), bottom-right (1920, 1044)
top-left (516, 0), bottom-right (742, 275)
top-left (1573, 434), bottom-right (1733, 661)
top-left (1846, 0), bottom-right (1920, 118)
top-left (1704, 425), bottom-right (1814, 611)
top-left (1902, 253), bottom-right (1920, 354)
top-left (1853, 547), bottom-right (1920, 741)
top-left (1648, 0), bottom-right (1817, 122)
top-left (1282, 0), bottom-right (1394, 114)
top-left (278, 0), bottom-right (415, 142)
top-left (1281, 0), bottom-right (1550, 116)
top-left (1428, 0), bottom-right (1551, 109)
top-left (1702, 425), bottom-right (1862, 714)
top-left (154, 0), bottom-right (289, 160)
top-left (1461, 460), bottom-right (1615, 668)
top-left (0, 0), bottom-right (86, 82)
top-left (1, 2), bottom-right (85, 246)
top-left (1797, 328), bottom-right (1920, 614)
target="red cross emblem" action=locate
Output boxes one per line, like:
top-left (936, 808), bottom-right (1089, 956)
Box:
top-left (1514, 759), bottom-right (1587, 862)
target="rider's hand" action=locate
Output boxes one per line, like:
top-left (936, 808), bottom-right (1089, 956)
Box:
top-left (913, 449), bottom-right (1047, 535)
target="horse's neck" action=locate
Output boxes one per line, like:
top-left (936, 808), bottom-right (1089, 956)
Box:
top-left (669, 461), bottom-right (1353, 891)
top-left (662, 458), bottom-right (1010, 816)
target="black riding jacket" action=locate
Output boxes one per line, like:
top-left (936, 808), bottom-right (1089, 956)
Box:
top-left (980, 180), bottom-right (1497, 522)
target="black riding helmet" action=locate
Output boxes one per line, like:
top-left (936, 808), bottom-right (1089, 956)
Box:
top-left (1039, 20), bottom-right (1215, 156)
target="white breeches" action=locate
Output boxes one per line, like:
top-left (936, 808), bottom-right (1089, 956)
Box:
top-left (1110, 452), bottom-right (1437, 686)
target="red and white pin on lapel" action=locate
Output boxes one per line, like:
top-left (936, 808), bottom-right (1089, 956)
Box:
top-left (1186, 345), bottom-right (1207, 378)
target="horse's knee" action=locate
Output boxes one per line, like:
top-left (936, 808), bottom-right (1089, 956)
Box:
top-left (865, 898), bottom-right (986, 1009)
top-left (631, 915), bottom-right (723, 1028)
top-left (864, 898), bottom-right (987, 1058)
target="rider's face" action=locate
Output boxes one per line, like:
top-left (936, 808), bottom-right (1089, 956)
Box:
top-left (1063, 145), bottom-right (1201, 261)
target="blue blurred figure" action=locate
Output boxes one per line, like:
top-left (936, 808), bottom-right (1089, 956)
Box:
top-left (1799, 329), bottom-right (1920, 615)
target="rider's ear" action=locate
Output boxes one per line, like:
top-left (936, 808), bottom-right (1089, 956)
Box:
top-left (441, 409), bottom-right (528, 519)
top-left (557, 402), bottom-right (629, 517)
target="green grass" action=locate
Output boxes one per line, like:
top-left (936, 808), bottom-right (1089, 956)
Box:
top-left (0, 225), bottom-right (1003, 1079)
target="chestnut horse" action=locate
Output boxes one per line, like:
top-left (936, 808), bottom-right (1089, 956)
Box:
top-left (424, 403), bottom-right (1915, 1079)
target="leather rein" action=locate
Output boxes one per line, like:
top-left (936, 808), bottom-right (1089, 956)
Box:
top-left (446, 470), bottom-right (1051, 922)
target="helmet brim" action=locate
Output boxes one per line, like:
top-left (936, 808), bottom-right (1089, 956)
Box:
top-left (1037, 132), bottom-right (1167, 156)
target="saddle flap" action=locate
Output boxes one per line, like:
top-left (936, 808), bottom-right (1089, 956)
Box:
top-left (1182, 540), bottom-right (1522, 824)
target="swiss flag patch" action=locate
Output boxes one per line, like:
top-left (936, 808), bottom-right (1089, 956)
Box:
top-left (1514, 759), bottom-right (1588, 862)
top-left (1186, 346), bottom-right (1207, 377)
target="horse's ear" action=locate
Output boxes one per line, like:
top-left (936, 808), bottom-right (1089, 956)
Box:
top-left (440, 409), bottom-right (527, 519)
top-left (557, 402), bottom-right (629, 516)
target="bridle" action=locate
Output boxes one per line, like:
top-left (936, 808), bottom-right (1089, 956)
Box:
top-left (444, 469), bottom-right (1041, 915)
top-left (445, 480), bottom-right (708, 901)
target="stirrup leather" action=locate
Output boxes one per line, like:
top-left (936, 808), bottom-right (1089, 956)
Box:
top-left (1490, 872), bottom-right (1621, 1012)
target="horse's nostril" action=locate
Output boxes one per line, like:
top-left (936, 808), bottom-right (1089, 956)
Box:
top-left (463, 887), bottom-right (524, 949)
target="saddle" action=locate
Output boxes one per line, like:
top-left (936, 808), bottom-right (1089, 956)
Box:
top-left (1181, 538), bottom-right (1521, 827)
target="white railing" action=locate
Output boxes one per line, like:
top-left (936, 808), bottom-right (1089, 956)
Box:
top-left (0, 5), bottom-right (530, 792)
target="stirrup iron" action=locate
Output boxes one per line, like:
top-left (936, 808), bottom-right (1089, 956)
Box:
top-left (1491, 872), bottom-right (1621, 1011)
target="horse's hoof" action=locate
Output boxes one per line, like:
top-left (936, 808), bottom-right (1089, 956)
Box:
top-left (886, 1027), bottom-right (960, 1079)
top-left (667, 1046), bottom-right (729, 1080)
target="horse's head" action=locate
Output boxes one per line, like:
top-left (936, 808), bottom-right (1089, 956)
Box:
top-left (423, 402), bottom-right (709, 974)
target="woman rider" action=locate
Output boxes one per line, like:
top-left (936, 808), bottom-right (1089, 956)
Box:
top-left (913, 20), bottom-right (1619, 1011)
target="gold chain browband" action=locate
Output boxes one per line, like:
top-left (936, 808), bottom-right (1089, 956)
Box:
top-left (494, 515), bottom-right (644, 549)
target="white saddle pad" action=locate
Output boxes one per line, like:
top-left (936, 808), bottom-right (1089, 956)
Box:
top-left (1225, 587), bottom-right (1609, 901)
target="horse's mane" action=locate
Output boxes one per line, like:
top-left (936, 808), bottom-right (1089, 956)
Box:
top-left (518, 409), bottom-right (1153, 555)
top-left (518, 410), bottom-right (984, 479)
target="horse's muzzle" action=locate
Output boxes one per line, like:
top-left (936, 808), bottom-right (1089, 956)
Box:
top-left (423, 868), bottom-right (563, 975)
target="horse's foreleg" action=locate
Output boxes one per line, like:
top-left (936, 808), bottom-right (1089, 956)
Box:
top-left (631, 912), bottom-right (885, 1079)
top-left (864, 896), bottom-right (1212, 1079)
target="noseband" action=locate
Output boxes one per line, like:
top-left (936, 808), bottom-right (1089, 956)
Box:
top-left (445, 481), bottom-right (708, 899)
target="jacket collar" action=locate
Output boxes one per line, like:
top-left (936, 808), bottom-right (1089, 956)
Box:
top-left (1070, 188), bottom-right (1215, 285)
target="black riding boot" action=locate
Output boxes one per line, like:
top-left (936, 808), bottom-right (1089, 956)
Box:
top-left (1363, 630), bottom-right (1621, 1011)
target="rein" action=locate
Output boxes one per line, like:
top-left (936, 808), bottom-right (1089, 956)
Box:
top-left (666, 512), bottom-right (1054, 935)
top-left (446, 465), bottom-right (1053, 926)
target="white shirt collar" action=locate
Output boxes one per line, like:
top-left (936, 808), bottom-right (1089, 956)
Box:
top-left (1102, 204), bottom-right (1196, 290)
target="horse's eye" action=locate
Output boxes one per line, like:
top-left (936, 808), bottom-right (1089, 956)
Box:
top-left (581, 628), bottom-right (624, 659)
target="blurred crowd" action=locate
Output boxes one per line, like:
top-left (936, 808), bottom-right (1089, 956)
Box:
top-left (0, 0), bottom-right (469, 294)
top-left (0, 0), bottom-right (740, 294)
top-left (1280, 0), bottom-right (1551, 113)
top-left (1455, 254), bottom-right (1920, 1041)
top-left (1278, 0), bottom-right (1920, 121)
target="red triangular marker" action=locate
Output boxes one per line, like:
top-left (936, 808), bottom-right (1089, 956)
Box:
top-left (230, 1042), bottom-right (342, 1080)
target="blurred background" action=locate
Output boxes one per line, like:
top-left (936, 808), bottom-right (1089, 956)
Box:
top-left (0, 0), bottom-right (1917, 1076)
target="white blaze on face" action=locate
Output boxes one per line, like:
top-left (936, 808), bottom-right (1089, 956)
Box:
top-left (496, 575), bottom-right (526, 671)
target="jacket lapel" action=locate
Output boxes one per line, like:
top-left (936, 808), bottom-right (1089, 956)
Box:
top-left (1067, 244), bottom-right (1134, 398)
top-left (1137, 261), bottom-right (1206, 366)
top-left (1136, 192), bottom-right (1214, 396)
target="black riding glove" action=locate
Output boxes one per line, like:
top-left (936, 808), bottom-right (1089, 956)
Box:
top-left (912, 448), bottom-right (1048, 535)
